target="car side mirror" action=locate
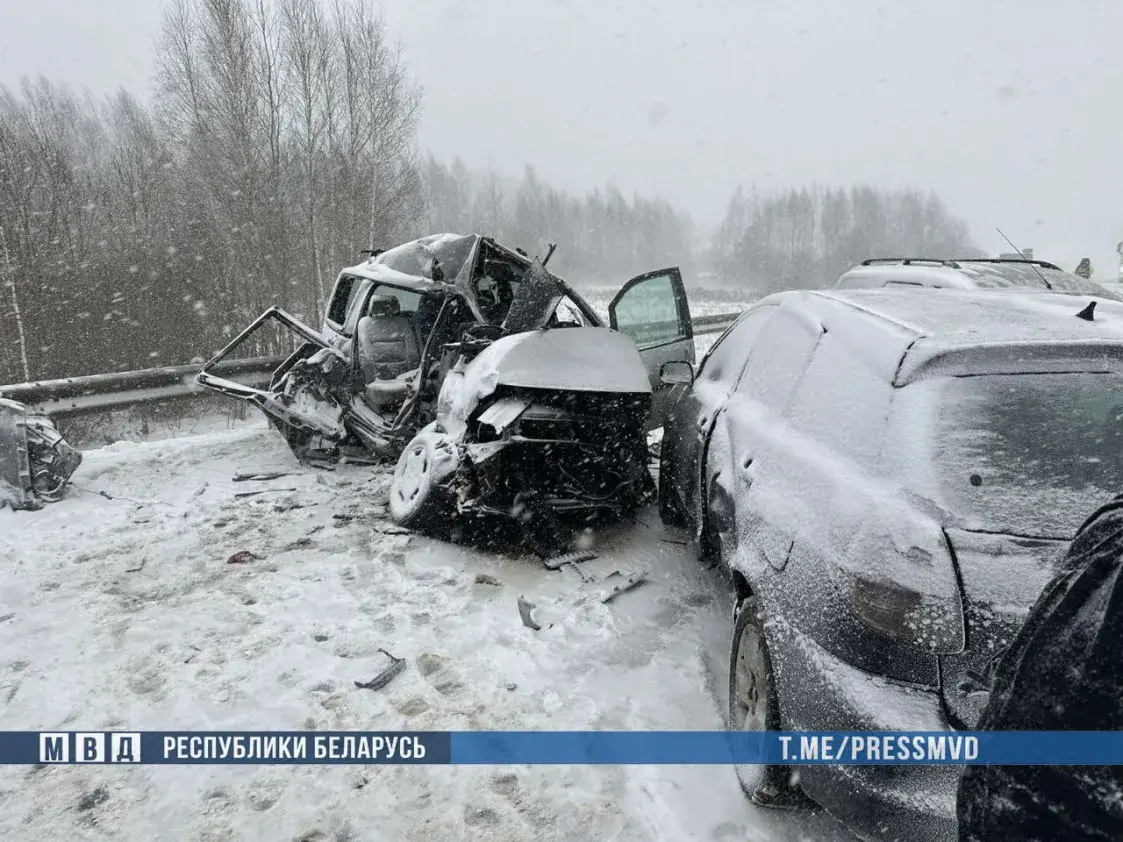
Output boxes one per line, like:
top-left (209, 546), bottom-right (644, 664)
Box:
top-left (660, 360), bottom-right (694, 386)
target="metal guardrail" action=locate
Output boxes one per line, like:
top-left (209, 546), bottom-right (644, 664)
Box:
top-left (0, 311), bottom-right (742, 418)
top-left (0, 356), bottom-right (288, 418)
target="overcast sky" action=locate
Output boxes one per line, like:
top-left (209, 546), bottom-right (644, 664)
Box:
top-left (2, 0), bottom-right (1122, 275)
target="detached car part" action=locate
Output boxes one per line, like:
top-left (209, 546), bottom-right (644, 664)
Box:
top-left (0, 398), bottom-right (82, 510)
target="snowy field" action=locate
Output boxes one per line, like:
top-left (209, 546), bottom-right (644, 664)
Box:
top-left (580, 286), bottom-right (756, 322)
top-left (0, 419), bottom-right (855, 841)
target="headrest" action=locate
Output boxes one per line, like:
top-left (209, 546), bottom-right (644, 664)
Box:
top-left (367, 294), bottom-right (401, 317)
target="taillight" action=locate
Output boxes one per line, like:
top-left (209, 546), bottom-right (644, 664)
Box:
top-left (840, 519), bottom-right (966, 655)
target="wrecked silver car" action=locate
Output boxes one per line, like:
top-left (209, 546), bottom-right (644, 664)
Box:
top-left (388, 325), bottom-right (659, 555)
top-left (0, 398), bottom-right (82, 510)
top-left (197, 233), bottom-right (696, 550)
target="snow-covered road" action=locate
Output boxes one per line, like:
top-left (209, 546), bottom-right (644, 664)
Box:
top-left (0, 421), bottom-right (853, 841)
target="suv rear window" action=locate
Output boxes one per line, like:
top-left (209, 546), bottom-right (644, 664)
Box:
top-left (913, 373), bottom-right (1123, 538)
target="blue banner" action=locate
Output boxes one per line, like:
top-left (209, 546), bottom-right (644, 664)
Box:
top-left (5, 731), bottom-right (1123, 765)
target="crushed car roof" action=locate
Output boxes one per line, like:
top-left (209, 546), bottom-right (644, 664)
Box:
top-left (759, 288), bottom-right (1123, 385)
top-left (338, 233), bottom-right (489, 295)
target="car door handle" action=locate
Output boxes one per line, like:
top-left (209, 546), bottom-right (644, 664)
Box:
top-left (742, 457), bottom-right (754, 470)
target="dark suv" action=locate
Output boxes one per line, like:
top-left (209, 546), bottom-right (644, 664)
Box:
top-left (658, 287), bottom-right (1123, 841)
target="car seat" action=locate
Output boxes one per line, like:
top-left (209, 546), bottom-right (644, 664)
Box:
top-left (355, 295), bottom-right (422, 406)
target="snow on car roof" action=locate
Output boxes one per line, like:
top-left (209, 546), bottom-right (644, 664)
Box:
top-left (339, 233), bottom-right (481, 293)
top-left (765, 288), bottom-right (1123, 386)
top-left (822, 287), bottom-right (1123, 344)
top-left (837, 260), bottom-right (1118, 299)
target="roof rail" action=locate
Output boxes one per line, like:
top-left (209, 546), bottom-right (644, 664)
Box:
top-left (951, 257), bottom-right (1062, 271)
top-left (860, 258), bottom-right (962, 268)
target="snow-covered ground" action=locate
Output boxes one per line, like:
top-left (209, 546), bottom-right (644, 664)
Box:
top-left (0, 421), bottom-right (854, 841)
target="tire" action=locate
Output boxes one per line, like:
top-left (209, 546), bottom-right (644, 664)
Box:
top-left (389, 429), bottom-right (456, 534)
top-left (729, 596), bottom-right (791, 806)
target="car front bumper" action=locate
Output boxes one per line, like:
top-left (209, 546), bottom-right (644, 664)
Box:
top-left (767, 619), bottom-right (959, 842)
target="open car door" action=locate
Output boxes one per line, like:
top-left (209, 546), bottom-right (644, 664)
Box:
top-left (608, 267), bottom-right (694, 428)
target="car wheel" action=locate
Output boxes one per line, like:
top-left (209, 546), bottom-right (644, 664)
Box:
top-left (389, 430), bottom-right (455, 534)
top-left (729, 596), bottom-right (790, 806)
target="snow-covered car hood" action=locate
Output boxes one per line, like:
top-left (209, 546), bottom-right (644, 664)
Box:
top-left (467, 327), bottom-right (652, 395)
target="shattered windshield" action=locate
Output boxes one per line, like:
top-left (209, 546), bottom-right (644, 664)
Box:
top-left (916, 373), bottom-right (1123, 538)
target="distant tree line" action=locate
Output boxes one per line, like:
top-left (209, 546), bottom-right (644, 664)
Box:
top-left (0, 0), bottom-right (421, 384)
top-left (711, 185), bottom-right (983, 293)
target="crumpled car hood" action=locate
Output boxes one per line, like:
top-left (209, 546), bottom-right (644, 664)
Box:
top-left (437, 327), bottom-right (652, 434)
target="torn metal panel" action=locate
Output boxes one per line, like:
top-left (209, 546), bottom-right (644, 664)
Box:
top-left (501, 260), bottom-right (567, 334)
top-left (476, 397), bottom-right (531, 433)
top-left (0, 398), bottom-right (82, 511)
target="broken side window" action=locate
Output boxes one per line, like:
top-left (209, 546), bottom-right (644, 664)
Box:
top-left (327, 274), bottom-right (359, 326)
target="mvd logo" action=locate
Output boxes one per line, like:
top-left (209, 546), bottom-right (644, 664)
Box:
top-left (39, 732), bottom-right (142, 764)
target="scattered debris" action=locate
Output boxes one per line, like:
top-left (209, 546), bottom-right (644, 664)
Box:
top-left (517, 596), bottom-right (545, 631)
top-left (283, 537), bottom-right (314, 550)
top-left (125, 559), bottom-right (146, 573)
top-left (474, 573), bottom-right (502, 586)
top-left (184, 644), bottom-right (202, 664)
top-left (73, 483), bottom-right (167, 509)
top-left (374, 523), bottom-right (410, 536)
top-left (660, 537), bottom-right (689, 546)
top-left (505, 683), bottom-right (517, 691)
top-left (233, 471), bottom-right (290, 482)
top-left (599, 571), bottom-right (648, 603)
top-left (543, 550), bottom-right (597, 571)
top-left (227, 550), bottom-right (260, 565)
top-left (234, 487), bottom-right (299, 499)
top-left (272, 501), bottom-right (305, 513)
top-left (354, 649), bottom-right (406, 691)
top-left (192, 484), bottom-right (208, 498)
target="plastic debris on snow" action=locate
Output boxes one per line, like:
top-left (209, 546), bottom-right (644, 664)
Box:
top-left (354, 649), bottom-right (406, 691)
